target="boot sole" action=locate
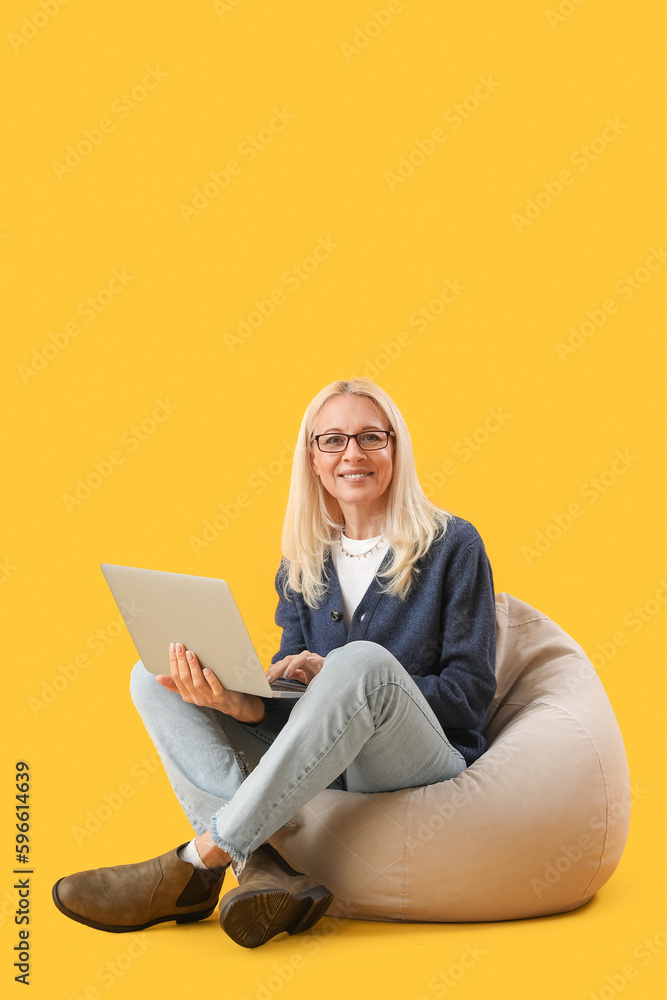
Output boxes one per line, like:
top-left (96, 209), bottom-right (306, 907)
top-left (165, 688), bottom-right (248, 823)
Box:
top-left (219, 885), bottom-right (333, 948)
top-left (52, 878), bottom-right (218, 933)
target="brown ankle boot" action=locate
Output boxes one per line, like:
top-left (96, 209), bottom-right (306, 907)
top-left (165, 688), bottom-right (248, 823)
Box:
top-left (219, 843), bottom-right (333, 948)
top-left (52, 843), bottom-right (228, 932)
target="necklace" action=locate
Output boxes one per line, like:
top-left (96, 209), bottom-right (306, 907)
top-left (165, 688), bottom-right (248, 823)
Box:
top-left (339, 532), bottom-right (385, 559)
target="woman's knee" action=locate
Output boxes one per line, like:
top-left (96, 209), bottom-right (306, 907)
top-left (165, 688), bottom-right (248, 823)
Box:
top-left (322, 640), bottom-right (406, 685)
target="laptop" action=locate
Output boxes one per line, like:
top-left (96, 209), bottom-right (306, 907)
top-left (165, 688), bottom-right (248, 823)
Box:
top-left (100, 563), bottom-right (307, 699)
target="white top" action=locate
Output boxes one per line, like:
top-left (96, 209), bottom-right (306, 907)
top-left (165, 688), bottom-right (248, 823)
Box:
top-left (331, 532), bottom-right (391, 630)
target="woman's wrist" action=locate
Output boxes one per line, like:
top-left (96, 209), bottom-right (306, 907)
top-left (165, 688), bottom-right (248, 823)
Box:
top-left (231, 694), bottom-right (266, 725)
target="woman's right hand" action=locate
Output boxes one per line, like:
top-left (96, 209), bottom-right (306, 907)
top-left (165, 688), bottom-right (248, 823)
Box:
top-left (267, 651), bottom-right (325, 686)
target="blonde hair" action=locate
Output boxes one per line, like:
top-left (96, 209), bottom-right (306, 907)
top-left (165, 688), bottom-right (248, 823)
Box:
top-left (280, 377), bottom-right (454, 607)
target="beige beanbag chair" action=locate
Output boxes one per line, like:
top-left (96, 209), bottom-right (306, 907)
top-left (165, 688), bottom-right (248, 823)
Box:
top-left (269, 592), bottom-right (631, 921)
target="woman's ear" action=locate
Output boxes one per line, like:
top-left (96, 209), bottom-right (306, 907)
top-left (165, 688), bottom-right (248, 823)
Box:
top-left (309, 444), bottom-right (320, 478)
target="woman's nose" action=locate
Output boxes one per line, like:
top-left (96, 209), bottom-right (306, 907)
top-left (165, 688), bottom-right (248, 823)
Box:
top-left (342, 437), bottom-right (366, 457)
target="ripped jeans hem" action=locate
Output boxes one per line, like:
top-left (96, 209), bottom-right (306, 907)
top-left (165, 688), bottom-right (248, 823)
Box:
top-left (208, 808), bottom-right (249, 875)
top-left (209, 806), bottom-right (301, 876)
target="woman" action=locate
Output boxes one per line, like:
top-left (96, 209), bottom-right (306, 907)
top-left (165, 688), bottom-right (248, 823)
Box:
top-left (52, 377), bottom-right (497, 948)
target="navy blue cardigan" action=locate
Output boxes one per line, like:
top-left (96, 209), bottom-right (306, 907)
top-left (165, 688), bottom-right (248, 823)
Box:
top-left (261, 515), bottom-right (497, 767)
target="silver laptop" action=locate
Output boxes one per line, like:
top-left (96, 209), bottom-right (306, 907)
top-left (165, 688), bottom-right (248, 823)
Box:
top-left (100, 564), bottom-right (307, 699)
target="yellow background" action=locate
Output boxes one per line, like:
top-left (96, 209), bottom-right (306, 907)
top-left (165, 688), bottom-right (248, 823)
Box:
top-left (2, 0), bottom-right (666, 997)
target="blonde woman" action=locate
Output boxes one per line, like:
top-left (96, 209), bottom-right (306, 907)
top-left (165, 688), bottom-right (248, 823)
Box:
top-left (53, 377), bottom-right (497, 948)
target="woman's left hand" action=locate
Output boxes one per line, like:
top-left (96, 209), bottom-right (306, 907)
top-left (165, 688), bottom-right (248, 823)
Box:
top-left (156, 642), bottom-right (264, 721)
top-left (267, 651), bottom-right (325, 686)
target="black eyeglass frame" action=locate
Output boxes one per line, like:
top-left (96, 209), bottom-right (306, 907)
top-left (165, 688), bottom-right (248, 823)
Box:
top-left (310, 430), bottom-right (396, 453)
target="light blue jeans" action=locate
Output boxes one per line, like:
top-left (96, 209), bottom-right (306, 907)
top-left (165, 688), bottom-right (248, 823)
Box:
top-left (129, 640), bottom-right (467, 871)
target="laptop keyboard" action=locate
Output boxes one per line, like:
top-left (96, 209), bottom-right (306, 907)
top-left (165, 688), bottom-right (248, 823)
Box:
top-left (269, 677), bottom-right (308, 693)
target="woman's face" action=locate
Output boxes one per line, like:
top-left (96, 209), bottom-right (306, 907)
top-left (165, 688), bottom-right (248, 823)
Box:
top-left (309, 395), bottom-right (394, 522)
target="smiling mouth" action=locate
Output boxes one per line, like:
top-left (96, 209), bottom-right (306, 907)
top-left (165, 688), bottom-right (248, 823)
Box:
top-left (340, 473), bottom-right (373, 480)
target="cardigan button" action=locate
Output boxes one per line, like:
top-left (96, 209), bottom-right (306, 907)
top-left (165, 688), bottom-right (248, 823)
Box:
top-left (331, 609), bottom-right (342, 622)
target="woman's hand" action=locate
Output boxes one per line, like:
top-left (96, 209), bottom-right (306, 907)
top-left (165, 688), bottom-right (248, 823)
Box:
top-left (155, 642), bottom-right (265, 723)
top-left (267, 650), bottom-right (326, 686)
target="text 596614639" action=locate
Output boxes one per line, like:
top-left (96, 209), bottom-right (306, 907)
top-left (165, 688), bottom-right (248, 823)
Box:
top-left (15, 761), bottom-right (30, 866)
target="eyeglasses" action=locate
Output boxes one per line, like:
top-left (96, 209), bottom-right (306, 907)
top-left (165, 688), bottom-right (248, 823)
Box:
top-left (311, 430), bottom-right (395, 453)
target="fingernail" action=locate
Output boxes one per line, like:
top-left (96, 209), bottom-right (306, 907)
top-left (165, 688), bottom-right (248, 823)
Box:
top-left (266, 674), bottom-right (273, 683)
top-left (186, 650), bottom-right (194, 661)
top-left (169, 642), bottom-right (174, 653)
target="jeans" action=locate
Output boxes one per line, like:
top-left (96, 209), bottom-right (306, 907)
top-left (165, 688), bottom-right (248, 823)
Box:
top-left (129, 639), bottom-right (467, 871)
